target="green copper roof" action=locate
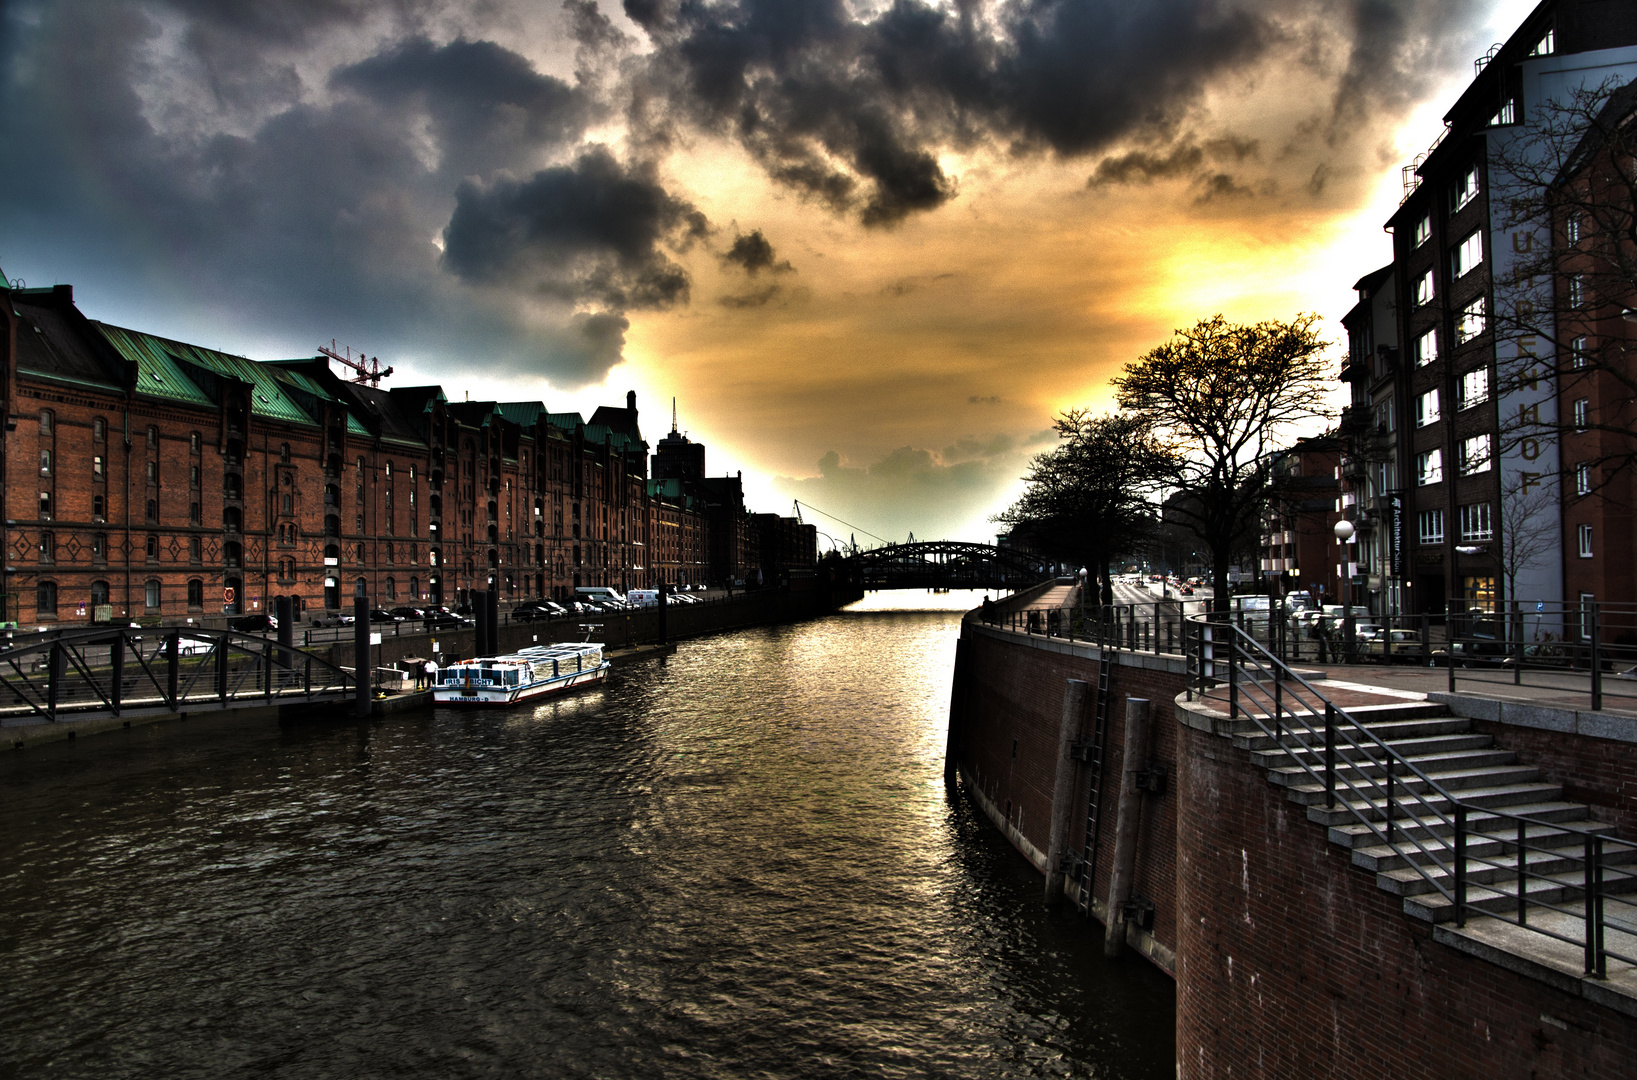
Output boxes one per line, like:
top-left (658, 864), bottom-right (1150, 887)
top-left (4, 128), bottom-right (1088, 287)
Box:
top-left (497, 401), bottom-right (547, 427)
top-left (164, 340), bottom-right (318, 425)
top-left (96, 323), bottom-right (215, 406)
top-left (544, 412), bottom-right (584, 432)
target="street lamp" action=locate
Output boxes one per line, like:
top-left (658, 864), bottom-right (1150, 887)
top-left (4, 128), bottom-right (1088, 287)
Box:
top-left (1078, 566), bottom-right (1088, 620)
top-left (1333, 520), bottom-right (1355, 602)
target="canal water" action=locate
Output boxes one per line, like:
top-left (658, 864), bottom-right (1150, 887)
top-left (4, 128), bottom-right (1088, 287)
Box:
top-left (0, 592), bottom-right (1175, 1079)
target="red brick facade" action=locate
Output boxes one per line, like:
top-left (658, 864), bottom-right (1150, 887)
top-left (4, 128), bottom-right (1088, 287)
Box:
top-left (1176, 718), bottom-right (1637, 1079)
top-left (955, 626), bottom-right (1183, 966)
top-left (957, 620), bottom-right (1637, 1077)
top-left (0, 283), bottom-right (811, 627)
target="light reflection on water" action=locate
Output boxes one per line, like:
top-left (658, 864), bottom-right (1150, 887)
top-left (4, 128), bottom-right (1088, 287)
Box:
top-left (0, 598), bottom-right (1174, 1078)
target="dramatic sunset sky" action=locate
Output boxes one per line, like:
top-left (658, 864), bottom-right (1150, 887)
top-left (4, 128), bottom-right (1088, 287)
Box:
top-left (1, 0), bottom-right (1537, 545)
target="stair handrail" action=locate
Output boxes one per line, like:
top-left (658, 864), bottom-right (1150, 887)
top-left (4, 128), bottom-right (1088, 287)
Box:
top-left (1191, 613), bottom-right (1636, 977)
top-left (1193, 615), bottom-right (1465, 901)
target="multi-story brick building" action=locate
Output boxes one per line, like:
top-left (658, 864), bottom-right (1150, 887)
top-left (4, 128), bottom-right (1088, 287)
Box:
top-left (1258, 436), bottom-right (1345, 607)
top-left (1551, 83), bottom-right (1637, 615)
top-left (0, 282), bottom-right (812, 627)
top-left (1337, 0), bottom-right (1637, 624)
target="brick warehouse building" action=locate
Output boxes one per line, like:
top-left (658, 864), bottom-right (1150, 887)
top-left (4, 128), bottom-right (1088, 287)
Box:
top-left (0, 282), bottom-right (813, 627)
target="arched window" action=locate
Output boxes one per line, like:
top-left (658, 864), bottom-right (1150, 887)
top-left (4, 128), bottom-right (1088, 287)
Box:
top-left (355, 543), bottom-right (366, 563)
top-left (280, 443), bottom-right (291, 462)
top-left (384, 461), bottom-right (393, 477)
top-left (92, 495), bottom-right (105, 522)
top-left (37, 580), bottom-right (57, 617)
top-left (145, 535), bottom-right (158, 560)
top-left (144, 579), bottom-right (161, 610)
top-left (38, 409), bottom-right (53, 435)
top-left (90, 580), bottom-right (109, 608)
top-left (410, 576), bottom-right (419, 600)
top-left (385, 577), bottom-right (396, 600)
top-left (189, 537), bottom-right (201, 561)
top-left (38, 531), bottom-right (54, 563)
top-left (94, 417), bottom-right (106, 442)
top-left (187, 579), bottom-right (204, 609)
top-left (145, 499), bottom-right (158, 523)
top-left (356, 456), bottom-right (366, 473)
top-left (190, 432), bottom-right (201, 453)
top-left (190, 502), bottom-right (201, 525)
top-left (146, 426), bottom-right (158, 449)
top-left (355, 577), bottom-right (367, 598)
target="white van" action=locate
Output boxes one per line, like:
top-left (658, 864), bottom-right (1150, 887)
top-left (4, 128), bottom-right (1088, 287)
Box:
top-left (626, 589), bottom-right (660, 607)
top-left (574, 587), bottom-right (626, 605)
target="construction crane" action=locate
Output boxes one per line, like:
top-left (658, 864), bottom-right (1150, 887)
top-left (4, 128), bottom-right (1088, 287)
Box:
top-left (318, 340), bottom-right (393, 387)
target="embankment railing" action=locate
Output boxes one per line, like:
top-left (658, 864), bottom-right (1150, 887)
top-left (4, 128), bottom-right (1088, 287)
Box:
top-left (1184, 614), bottom-right (1635, 978)
top-left (2, 627), bottom-right (355, 723)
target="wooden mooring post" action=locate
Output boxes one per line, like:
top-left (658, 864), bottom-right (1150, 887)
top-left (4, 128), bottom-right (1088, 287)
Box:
top-left (1104, 696), bottom-right (1151, 957)
top-left (1044, 678), bottom-right (1090, 907)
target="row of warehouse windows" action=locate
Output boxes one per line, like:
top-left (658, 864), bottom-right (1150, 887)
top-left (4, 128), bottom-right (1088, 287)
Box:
top-left (34, 574), bottom-right (428, 617)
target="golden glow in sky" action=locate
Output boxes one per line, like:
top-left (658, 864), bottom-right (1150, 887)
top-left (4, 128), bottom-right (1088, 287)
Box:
top-left (0, 0), bottom-right (1539, 544)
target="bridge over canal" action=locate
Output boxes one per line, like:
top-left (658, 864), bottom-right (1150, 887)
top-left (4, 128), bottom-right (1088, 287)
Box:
top-left (853, 541), bottom-right (1057, 591)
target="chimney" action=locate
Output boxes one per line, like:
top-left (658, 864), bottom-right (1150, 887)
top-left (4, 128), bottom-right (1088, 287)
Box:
top-left (627, 390), bottom-right (637, 413)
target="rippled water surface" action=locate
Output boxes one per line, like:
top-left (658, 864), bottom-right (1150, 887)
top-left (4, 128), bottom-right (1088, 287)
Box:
top-left (1, 595), bottom-right (1174, 1078)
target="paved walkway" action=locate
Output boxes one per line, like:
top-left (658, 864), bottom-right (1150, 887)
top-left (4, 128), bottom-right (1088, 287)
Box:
top-left (1299, 661), bottom-right (1637, 718)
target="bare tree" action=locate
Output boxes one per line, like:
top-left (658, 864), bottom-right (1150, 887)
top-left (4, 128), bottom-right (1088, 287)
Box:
top-left (1490, 79), bottom-right (1637, 501)
top-left (1496, 471), bottom-right (1560, 609)
top-left (1113, 314), bottom-right (1332, 613)
top-left (992, 410), bottom-right (1172, 603)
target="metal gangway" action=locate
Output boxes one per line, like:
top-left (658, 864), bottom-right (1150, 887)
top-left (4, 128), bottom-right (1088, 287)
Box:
top-left (0, 626), bottom-right (356, 725)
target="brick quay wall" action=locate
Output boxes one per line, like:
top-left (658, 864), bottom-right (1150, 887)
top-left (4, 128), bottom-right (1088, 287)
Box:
top-left (952, 613), bottom-right (1637, 1078)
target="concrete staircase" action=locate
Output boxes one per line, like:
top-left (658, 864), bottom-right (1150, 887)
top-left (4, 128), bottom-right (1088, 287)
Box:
top-left (1228, 699), bottom-right (1637, 928)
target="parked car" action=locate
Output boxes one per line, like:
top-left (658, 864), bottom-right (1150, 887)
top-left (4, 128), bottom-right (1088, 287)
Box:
top-left (369, 608), bottom-right (403, 624)
top-left (389, 606), bottom-right (427, 621)
top-left (510, 603), bottom-right (556, 622)
top-left (230, 613), bottom-right (278, 633)
top-left (1358, 628), bottom-right (1427, 663)
top-left (312, 611), bottom-right (355, 627)
top-left (423, 607), bottom-right (469, 628)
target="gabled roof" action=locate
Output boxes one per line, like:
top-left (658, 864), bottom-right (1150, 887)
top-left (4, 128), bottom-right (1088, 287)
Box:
top-left (497, 401), bottom-right (548, 427)
top-left (11, 290), bottom-right (130, 391)
top-left (334, 380), bottom-right (426, 447)
top-left (545, 412), bottom-right (584, 432)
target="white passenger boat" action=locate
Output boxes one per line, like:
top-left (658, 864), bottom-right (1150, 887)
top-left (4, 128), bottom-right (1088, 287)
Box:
top-left (432, 642), bottom-right (609, 706)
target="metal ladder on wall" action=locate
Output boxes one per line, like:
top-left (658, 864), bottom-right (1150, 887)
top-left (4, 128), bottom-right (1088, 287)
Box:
top-left (1071, 650), bottom-right (1115, 916)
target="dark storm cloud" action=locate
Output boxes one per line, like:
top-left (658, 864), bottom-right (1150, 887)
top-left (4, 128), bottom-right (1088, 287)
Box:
top-left (721, 230), bottom-right (793, 275)
top-left (627, 0), bottom-right (1489, 221)
top-left (0, 0), bottom-right (654, 384)
top-left (0, 0), bottom-right (1494, 389)
top-left (442, 146), bottom-right (707, 311)
top-left (335, 37), bottom-right (591, 171)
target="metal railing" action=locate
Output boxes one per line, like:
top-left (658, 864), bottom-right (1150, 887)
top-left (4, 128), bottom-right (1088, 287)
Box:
top-left (984, 600), bottom-right (1206, 655)
top-left (0, 627), bottom-right (355, 723)
top-left (1185, 614), bottom-right (1636, 977)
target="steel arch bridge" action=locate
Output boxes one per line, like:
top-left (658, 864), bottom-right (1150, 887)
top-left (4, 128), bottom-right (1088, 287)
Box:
top-left (853, 542), bottom-right (1056, 591)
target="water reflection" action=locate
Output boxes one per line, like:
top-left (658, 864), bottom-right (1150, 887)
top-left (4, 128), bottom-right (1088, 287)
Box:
top-left (0, 599), bottom-right (1173, 1078)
